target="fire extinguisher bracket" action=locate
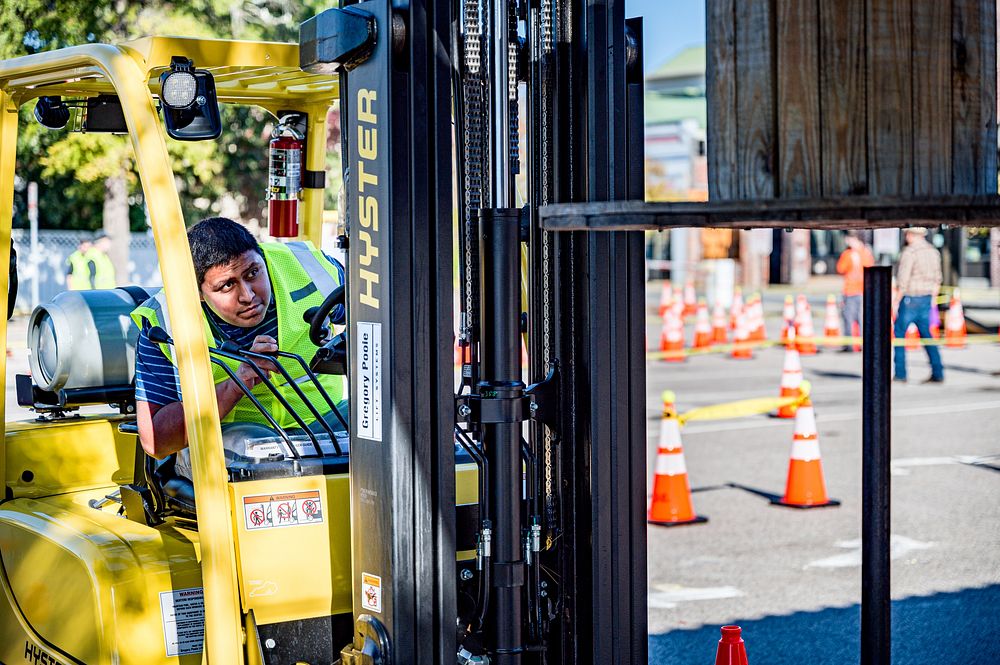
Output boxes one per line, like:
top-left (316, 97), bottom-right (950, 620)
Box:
top-left (303, 169), bottom-right (326, 189)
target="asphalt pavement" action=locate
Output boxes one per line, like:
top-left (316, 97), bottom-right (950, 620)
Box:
top-left (644, 293), bottom-right (1000, 664)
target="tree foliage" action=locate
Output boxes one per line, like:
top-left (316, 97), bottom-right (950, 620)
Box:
top-left (4, 0), bottom-right (341, 232)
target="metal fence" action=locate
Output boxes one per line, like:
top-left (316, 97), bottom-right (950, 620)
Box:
top-left (11, 230), bottom-right (162, 313)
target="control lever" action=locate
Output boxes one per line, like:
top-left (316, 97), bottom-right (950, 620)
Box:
top-left (146, 326), bottom-right (300, 456)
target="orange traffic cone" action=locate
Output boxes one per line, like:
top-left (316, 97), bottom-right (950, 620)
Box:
top-left (715, 626), bottom-right (749, 665)
top-left (683, 279), bottom-right (697, 318)
top-left (945, 289), bottom-right (967, 348)
top-left (658, 281), bottom-right (673, 317)
top-left (772, 395), bottom-right (839, 508)
top-left (730, 287), bottom-right (744, 330)
top-left (712, 301), bottom-right (729, 344)
top-left (648, 391), bottom-right (707, 526)
top-left (659, 309), bottom-right (685, 362)
top-left (904, 322), bottom-right (920, 351)
top-left (693, 300), bottom-right (713, 348)
top-left (780, 295), bottom-right (796, 346)
top-left (748, 295), bottom-right (766, 342)
top-left (776, 329), bottom-right (803, 418)
top-left (795, 299), bottom-right (818, 355)
top-left (731, 310), bottom-right (753, 359)
top-left (823, 294), bottom-right (841, 348)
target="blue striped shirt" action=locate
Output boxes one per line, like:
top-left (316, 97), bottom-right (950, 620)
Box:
top-left (134, 255), bottom-right (344, 407)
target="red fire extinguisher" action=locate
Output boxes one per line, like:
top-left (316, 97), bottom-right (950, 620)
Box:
top-left (267, 116), bottom-right (304, 237)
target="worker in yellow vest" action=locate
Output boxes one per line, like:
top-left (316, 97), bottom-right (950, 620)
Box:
top-left (65, 238), bottom-right (93, 290)
top-left (85, 234), bottom-right (117, 289)
top-left (131, 217), bottom-right (346, 479)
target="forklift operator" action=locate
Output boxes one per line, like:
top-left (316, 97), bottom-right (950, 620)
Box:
top-left (132, 217), bottom-right (346, 478)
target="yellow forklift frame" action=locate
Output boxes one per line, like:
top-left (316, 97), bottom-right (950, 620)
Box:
top-left (0, 37), bottom-right (340, 662)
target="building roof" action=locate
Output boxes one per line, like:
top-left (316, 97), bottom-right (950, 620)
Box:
top-left (647, 46), bottom-right (706, 83)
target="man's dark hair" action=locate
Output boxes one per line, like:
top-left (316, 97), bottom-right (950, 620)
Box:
top-left (188, 217), bottom-right (262, 285)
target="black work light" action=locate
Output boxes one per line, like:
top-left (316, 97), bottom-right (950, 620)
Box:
top-left (158, 56), bottom-right (222, 140)
top-left (33, 96), bottom-right (71, 129)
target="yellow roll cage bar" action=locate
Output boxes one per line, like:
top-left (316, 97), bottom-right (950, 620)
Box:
top-left (0, 37), bottom-right (339, 663)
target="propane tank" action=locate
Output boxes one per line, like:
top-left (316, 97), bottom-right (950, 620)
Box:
top-left (267, 115), bottom-right (304, 237)
top-left (27, 289), bottom-right (144, 392)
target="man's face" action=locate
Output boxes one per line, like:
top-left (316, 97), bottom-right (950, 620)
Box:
top-left (199, 250), bottom-right (272, 327)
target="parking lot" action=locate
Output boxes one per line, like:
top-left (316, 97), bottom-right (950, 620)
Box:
top-left (644, 293), bottom-right (1000, 663)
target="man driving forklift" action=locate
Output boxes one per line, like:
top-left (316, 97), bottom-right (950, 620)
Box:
top-left (132, 216), bottom-right (347, 478)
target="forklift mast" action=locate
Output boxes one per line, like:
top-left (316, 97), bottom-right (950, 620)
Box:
top-left (301, 0), bottom-right (646, 663)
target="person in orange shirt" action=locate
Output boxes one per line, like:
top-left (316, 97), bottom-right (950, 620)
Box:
top-left (835, 232), bottom-right (875, 352)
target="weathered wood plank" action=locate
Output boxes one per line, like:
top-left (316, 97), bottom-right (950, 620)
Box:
top-left (980, 0), bottom-right (997, 193)
top-left (735, 0), bottom-right (775, 199)
top-left (867, 0), bottom-right (913, 196)
top-left (911, 0), bottom-right (953, 196)
top-left (952, 0), bottom-right (995, 194)
top-left (776, 0), bottom-right (822, 197)
top-left (819, 0), bottom-right (868, 196)
top-left (706, 0), bottom-right (738, 200)
top-left (538, 196), bottom-right (1000, 231)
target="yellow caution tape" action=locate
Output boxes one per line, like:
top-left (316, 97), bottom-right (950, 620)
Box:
top-left (677, 381), bottom-right (811, 425)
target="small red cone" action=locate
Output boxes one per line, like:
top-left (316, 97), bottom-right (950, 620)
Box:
top-left (693, 299), bottom-right (713, 348)
top-left (659, 309), bottom-right (685, 362)
top-left (730, 310), bottom-right (753, 359)
top-left (729, 287), bottom-right (744, 330)
top-left (712, 301), bottom-right (729, 344)
top-left (772, 393), bottom-right (840, 508)
top-left (776, 328), bottom-right (803, 419)
top-left (715, 626), bottom-right (749, 665)
top-left (823, 294), bottom-right (841, 348)
top-left (780, 295), bottom-right (796, 346)
top-left (795, 299), bottom-right (818, 355)
top-left (648, 391), bottom-right (707, 526)
top-left (945, 289), bottom-right (967, 348)
top-left (683, 279), bottom-right (697, 318)
top-left (658, 280), bottom-right (673, 317)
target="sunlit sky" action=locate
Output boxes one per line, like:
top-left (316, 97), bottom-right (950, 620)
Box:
top-left (624, 0), bottom-right (706, 73)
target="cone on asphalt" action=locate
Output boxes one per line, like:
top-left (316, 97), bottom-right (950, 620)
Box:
top-left (683, 279), bottom-right (697, 318)
top-left (659, 309), bottom-right (685, 362)
top-left (772, 392), bottom-right (839, 508)
top-left (795, 298), bottom-right (818, 355)
top-left (945, 289), bottom-right (967, 348)
top-left (715, 626), bottom-right (749, 665)
top-left (712, 301), bottom-right (729, 344)
top-left (730, 287), bottom-right (744, 330)
top-left (693, 299), bottom-right (713, 348)
top-left (730, 310), bottom-right (753, 359)
top-left (929, 299), bottom-right (941, 339)
top-left (658, 280), bottom-right (673, 317)
top-left (780, 295), bottom-right (796, 346)
top-left (648, 391), bottom-right (707, 526)
top-left (823, 294), bottom-right (841, 348)
top-left (776, 329), bottom-right (803, 418)
top-left (904, 322), bottom-right (920, 351)
top-left (748, 294), bottom-right (767, 342)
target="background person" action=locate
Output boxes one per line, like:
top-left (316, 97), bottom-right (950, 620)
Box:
top-left (66, 238), bottom-right (93, 290)
top-left (835, 231), bottom-right (874, 352)
top-left (893, 227), bottom-right (944, 384)
top-left (86, 233), bottom-right (117, 289)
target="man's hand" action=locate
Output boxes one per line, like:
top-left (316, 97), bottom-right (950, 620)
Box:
top-left (234, 335), bottom-right (280, 388)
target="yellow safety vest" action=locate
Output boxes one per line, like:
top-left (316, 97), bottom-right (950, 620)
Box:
top-left (66, 250), bottom-right (92, 290)
top-left (131, 241), bottom-right (344, 429)
top-left (85, 248), bottom-right (116, 289)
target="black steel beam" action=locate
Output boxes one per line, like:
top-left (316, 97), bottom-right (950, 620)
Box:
top-left (537, 196), bottom-right (1000, 231)
top-left (862, 266), bottom-right (892, 665)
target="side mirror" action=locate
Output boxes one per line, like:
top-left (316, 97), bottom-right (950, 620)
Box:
top-left (158, 56), bottom-right (222, 141)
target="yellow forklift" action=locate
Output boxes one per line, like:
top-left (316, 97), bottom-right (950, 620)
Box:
top-left (0, 35), bottom-right (482, 664)
top-left (1, 0), bottom-right (654, 663)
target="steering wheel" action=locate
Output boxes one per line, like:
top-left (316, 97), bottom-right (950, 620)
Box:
top-left (306, 285), bottom-right (346, 346)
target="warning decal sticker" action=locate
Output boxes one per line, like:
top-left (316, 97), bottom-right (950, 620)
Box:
top-left (243, 490), bottom-right (324, 530)
top-left (160, 587), bottom-right (204, 657)
top-left (361, 572), bottom-right (382, 614)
